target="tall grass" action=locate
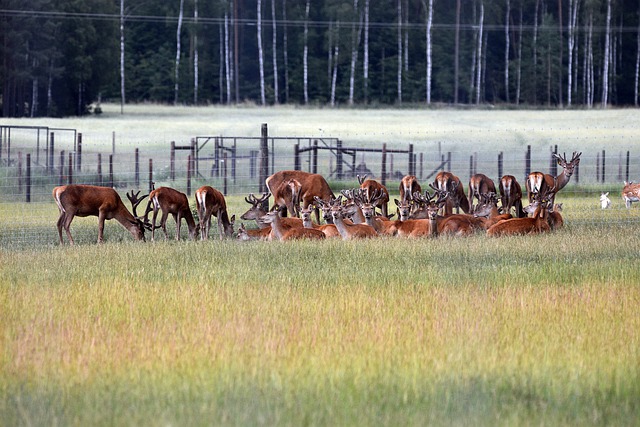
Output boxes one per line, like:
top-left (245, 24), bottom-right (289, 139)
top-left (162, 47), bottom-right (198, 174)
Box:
top-left (2, 194), bottom-right (640, 425)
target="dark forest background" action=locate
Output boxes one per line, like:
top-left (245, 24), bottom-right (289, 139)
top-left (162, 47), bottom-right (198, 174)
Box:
top-left (1, 0), bottom-right (638, 117)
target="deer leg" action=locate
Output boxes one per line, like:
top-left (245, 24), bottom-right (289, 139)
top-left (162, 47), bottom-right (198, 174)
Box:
top-left (173, 212), bottom-right (181, 240)
top-left (97, 212), bottom-right (106, 244)
top-left (56, 212), bottom-right (66, 244)
top-left (151, 208), bottom-right (160, 241)
top-left (61, 213), bottom-right (76, 245)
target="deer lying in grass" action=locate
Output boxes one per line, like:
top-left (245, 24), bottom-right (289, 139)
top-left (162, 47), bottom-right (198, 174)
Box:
top-left (240, 193), bottom-right (303, 240)
top-left (300, 205), bottom-right (341, 238)
top-left (261, 208), bottom-right (326, 241)
top-left (487, 186), bottom-right (555, 237)
top-left (393, 189), bottom-right (448, 238)
top-left (330, 196), bottom-right (378, 240)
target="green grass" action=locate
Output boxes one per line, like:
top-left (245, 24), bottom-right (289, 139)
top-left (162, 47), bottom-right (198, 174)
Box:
top-left (2, 194), bottom-right (640, 425)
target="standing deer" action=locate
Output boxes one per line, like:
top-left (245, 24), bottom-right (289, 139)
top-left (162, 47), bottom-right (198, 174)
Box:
top-left (358, 175), bottom-right (389, 217)
top-left (195, 185), bottom-right (235, 240)
top-left (622, 181), bottom-right (640, 208)
top-left (53, 184), bottom-right (149, 245)
top-left (266, 170), bottom-right (334, 222)
top-left (145, 186), bottom-right (199, 241)
top-left (433, 171), bottom-right (470, 214)
top-left (272, 178), bottom-right (303, 217)
top-left (468, 173), bottom-right (496, 213)
top-left (499, 175), bottom-right (526, 218)
top-left (399, 175), bottom-right (422, 203)
top-left (526, 151), bottom-right (581, 203)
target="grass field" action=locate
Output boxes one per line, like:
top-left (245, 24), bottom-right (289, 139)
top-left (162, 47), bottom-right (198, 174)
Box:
top-left (2, 106), bottom-right (640, 425)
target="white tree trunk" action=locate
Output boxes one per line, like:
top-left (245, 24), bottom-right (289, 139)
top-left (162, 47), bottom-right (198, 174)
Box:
top-left (516, 1), bottom-right (523, 104)
top-left (601, 0), bottom-right (611, 108)
top-left (567, 0), bottom-right (579, 106)
top-left (282, 0), bottom-right (289, 103)
top-left (504, 0), bottom-right (510, 103)
top-left (533, 0), bottom-right (539, 104)
top-left (193, 0), bottom-right (199, 105)
top-left (331, 42), bottom-right (339, 107)
top-left (120, 0), bottom-right (125, 113)
top-left (363, 0), bottom-right (369, 102)
top-left (257, 0), bottom-right (266, 105)
top-left (219, 23), bottom-right (224, 103)
top-left (424, 0), bottom-right (433, 104)
top-left (635, 13), bottom-right (640, 106)
top-left (271, 0), bottom-right (279, 104)
top-left (303, 0), bottom-right (310, 105)
top-left (476, 2), bottom-right (484, 104)
top-left (30, 69), bottom-right (38, 118)
top-left (404, 0), bottom-right (409, 72)
top-left (224, 11), bottom-right (231, 104)
top-left (397, 0), bottom-right (402, 103)
top-left (348, 0), bottom-right (363, 105)
top-left (174, 0), bottom-right (184, 105)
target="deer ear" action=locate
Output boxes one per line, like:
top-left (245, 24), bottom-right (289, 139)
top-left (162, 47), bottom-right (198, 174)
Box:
top-left (394, 199), bottom-right (400, 206)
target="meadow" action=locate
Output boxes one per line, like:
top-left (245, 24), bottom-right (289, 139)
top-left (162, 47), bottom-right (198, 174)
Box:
top-left (1, 106), bottom-right (640, 425)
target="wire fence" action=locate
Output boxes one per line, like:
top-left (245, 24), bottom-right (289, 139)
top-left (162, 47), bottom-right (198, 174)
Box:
top-left (2, 122), bottom-right (640, 249)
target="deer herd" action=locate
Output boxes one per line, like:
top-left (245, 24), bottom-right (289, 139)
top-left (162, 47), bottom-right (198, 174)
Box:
top-left (50, 149), bottom-right (634, 244)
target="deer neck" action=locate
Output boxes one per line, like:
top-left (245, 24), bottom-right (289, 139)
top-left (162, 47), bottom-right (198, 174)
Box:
top-left (268, 216), bottom-right (287, 240)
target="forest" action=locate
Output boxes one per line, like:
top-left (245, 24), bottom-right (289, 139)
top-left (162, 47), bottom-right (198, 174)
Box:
top-left (1, 0), bottom-right (638, 117)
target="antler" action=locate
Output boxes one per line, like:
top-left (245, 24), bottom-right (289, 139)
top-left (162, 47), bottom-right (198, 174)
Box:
top-left (126, 190), bottom-right (149, 218)
top-left (357, 174), bottom-right (367, 185)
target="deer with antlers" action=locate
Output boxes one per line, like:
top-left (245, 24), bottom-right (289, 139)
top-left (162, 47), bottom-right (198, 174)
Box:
top-left (300, 205), bottom-right (341, 238)
top-left (145, 186), bottom-right (199, 241)
top-left (52, 184), bottom-right (149, 245)
top-left (261, 208), bottom-right (326, 241)
top-left (358, 175), bottom-right (389, 217)
top-left (499, 175), bottom-right (526, 218)
top-left (432, 171), bottom-right (470, 215)
top-left (266, 170), bottom-right (334, 223)
top-left (526, 151), bottom-right (581, 204)
top-left (329, 196), bottom-right (378, 240)
top-left (194, 186), bottom-right (235, 240)
top-left (394, 189), bottom-right (448, 238)
top-left (468, 173), bottom-right (496, 213)
top-left (357, 189), bottom-right (397, 235)
top-left (487, 185), bottom-right (555, 237)
top-left (240, 192), bottom-right (303, 240)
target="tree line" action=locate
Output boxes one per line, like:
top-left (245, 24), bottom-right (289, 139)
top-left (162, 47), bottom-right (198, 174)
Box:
top-left (2, 0), bottom-right (639, 117)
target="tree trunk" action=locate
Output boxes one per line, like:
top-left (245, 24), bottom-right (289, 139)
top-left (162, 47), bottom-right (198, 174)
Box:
top-left (224, 10), bottom-right (231, 104)
top-left (404, 0), bottom-right (409, 72)
top-left (257, 0), bottom-right (266, 105)
top-left (454, 0), bottom-right (461, 104)
top-left (567, 0), bottom-right (578, 106)
top-left (174, 0), bottom-right (184, 105)
top-left (601, 0), bottom-right (611, 108)
top-left (363, 0), bottom-right (370, 103)
top-left (504, 0), bottom-right (510, 103)
top-left (271, 0), bottom-right (279, 104)
top-left (476, 1), bottom-right (484, 105)
top-left (423, 0), bottom-right (434, 104)
top-left (516, 0), bottom-right (523, 104)
top-left (397, 0), bottom-right (402, 104)
top-left (635, 7), bottom-right (640, 106)
top-left (348, 0), bottom-right (363, 105)
top-left (282, 0), bottom-right (289, 103)
top-left (193, 0), bottom-right (199, 105)
top-left (303, 0), bottom-right (310, 105)
top-left (30, 72), bottom-right (38, 118)
top-left (219, 23), bottom-right (224, 104)
top-left (533, 0), bottom-right (539, 104)
top-left (120, 0), bottom-right (125, 113)
top-left (331, 41), bottom-right (339, 107)
top-left (557, 0), bottom-right (563, 106)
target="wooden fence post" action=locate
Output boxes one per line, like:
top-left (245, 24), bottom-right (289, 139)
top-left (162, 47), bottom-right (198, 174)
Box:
top-left (186, 155), bottom-right (192, 196)
top-left (259, 124), bottom-right (269, 193)
top-left (596, 152), bottom-right (600, 183)
top-left (524, 145), bottom-right (531, 182)
top-left (408, 144), bottom-right (414, 176)
top-left (381, 144), bottom-right (387, 186)
top-left (170, 141), bottom-right (176, 181)
top-left (77, 133), bottom-right (82, 172)
top-left (26, 153), bottom-right (31, 203)
top-left (18, 152), bottom-right (22, 193)
top-left (109, 155), bottom-right (114, 188)
top-left (223, 152), bottom-right (228, 195)
top-left (626, 151), bottom-right (630, 182)
top-left (312, 140), bottom-right (318, 174)
top-left (68, 152), bottom-right (73, 184)
top-left (59, 150), bottom-right (65, 185)
top-left (419, 152), bottom-right (424, 180)
top-left (498, 152), bottom-right (503, 179)
top-left (97, 153), bottom-right (102, 186)
top-left (601, 149), bottom-right (606, 182)
top-left (148, 159), bottom-right (153, 192)
top-left (336, 140), bottom-right (343, 180)
top-left (48, 132), bottom-right (55, 175)
top-left (294, 143), bottom-right (300, 171)
top-left (135, 148), bottom-right (140, 187)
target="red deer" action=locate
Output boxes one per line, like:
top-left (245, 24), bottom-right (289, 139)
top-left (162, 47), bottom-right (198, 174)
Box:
top-left (261, 208), bottom-right (326, 241)
top-left (526, 151), bottom-right (581, 203)
top-left (145, 186), bottom-right (199, 241)
top-left (330, 196), bottom-right (378, 240)
top-left (394, 190), bottom-right (448, 238)
top-left (358, 175), bottom-right (389, 217)
top-left (468, 173), bottom-right (496, 212)
top-left (487, 187), bottom-right (555, 237)
top-left (272, 178), bottom-right (303, 217)
top-left (266, 170), bottom-right (334, 223)
top-left (499, 175), bottom-right (526, 218)
top-left (300, 205), bottom-right (341, 238)
top-left (399, 175), bottom-right (422, 203)
top-left (240, 193), bottom-right (302, 240)
top-left (440, 192), bottom-right (512, 236)
top-left (195, 186), bottom-right (235, 240)
top-left (432, 171), bottom-right (470, 214)
top-left (357, 189), bottom-right (398, 236)
top-left (622, 181), bottom-right (640, 208)
top-left (53, 184), bottom-right (149, 245)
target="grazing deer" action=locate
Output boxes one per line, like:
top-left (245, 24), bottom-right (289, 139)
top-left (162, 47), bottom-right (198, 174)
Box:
top-left (300, 205), bottom-right (341, 238)
top-left (526, 151), bottom-right (581, 203)
top-left (358, 175), bottom-right (389, 217)
top-left (399, 175), bottom-right (422, 203)
top-left (195, 185), bottom-right (235, 240)
top-left (266, 170), bottom-right (334, 222)
top-left (272, 178), bottom-right (303, 217)
top-left (330, 196), bottom-right (378, 240)
top-left (53, 184), bottom-right (149, 245)
top-left (432, 171), bottom-right (470, 214)
top-left (261, 208), bottom-right (326, 240)
top-left (499, 175), bottom-right (526, 218)
top-left (600, 192), bottom-right (611, 209)
top-left (487, 187), bottom-right (555, 237)
top-left (622, 181), bottom-right (640, 208)
top-left (145, 186), bottom-right (199, 241)
top-left (468, 173), bottom-right (496, 213)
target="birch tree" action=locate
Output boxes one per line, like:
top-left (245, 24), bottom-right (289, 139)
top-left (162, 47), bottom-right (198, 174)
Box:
top-left (602, 0), bottom-right (612, 107)
top-left (397, 0), bottom-right (402, 103)
top-left (476, 1), bottom-right (484, 104)
top-left (174, 0), bottom-right (184, 105)
top-left (120, 0), bottom-right (125, 113)
top-left (422, 0), bottom-right (434, 104)
top-left (635, 5), bottom-right (640, 106)
top-left (454, 0), bottom-right (461, 103)
top-left (504, 0), bottom-right (510, 103)
top-left (282, 0), bottom-right (289, 103)
top-left (271, 0), bottom-right (279, 104)
top-left (363, 0), bottom-right (370, 102)
top-left (303, 0), bottom-right (310, 105)
top-left (330, 24), bottom-right (340, 107)
top-left (224, 8), bottom-right (231, 104)
top-left (257, 0), bottom-right (266, 105)
top-left (193, 0), bottom-right (199, 105)
top-left (567, 0), bottom-right (579, 106)
top-left (348, 0), bottom-right (363, 105)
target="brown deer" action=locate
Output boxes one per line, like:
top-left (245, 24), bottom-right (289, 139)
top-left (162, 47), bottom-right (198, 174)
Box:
top-left (53, 184), bottom-right (149, 245)
top-left (432, 171), bottom-right (470, 214)
top-left (487, 186), bottom-right (555, 237)
top-left (266, 170), bottom-right (334, 222)
top-left (394, 190), bottom-right (448, 238)
top-left (622, 181), bottom-right (640, 208)
top-left (145, 186), bottom-right (199, 241)
top-left (272, 178), bottom-right (303, 217)
top-left (261, 208), bottom-right (326, 241)
top-left (468, 173), bottom-right (496, 213)
top-left (300, 205), bottom-right (341, 238)
top-left (399, 175), bottom-right (422, 203)
top-left (499, 175), bottom-right (526, 218)
top-left (357, 189), bottom-right (398, 236)
top-left (240, 192), bottom-right (302, 240)
top-left (195, 185), bottom-right (235, 240)
top-left (440, 192), bottom-right (512, 236)
top-left (358, 175), bottom-right (389, 217)
top-left (526, 151), bottom-right (581, 203)
top-left (330, 196), bottom-right (378, 240)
